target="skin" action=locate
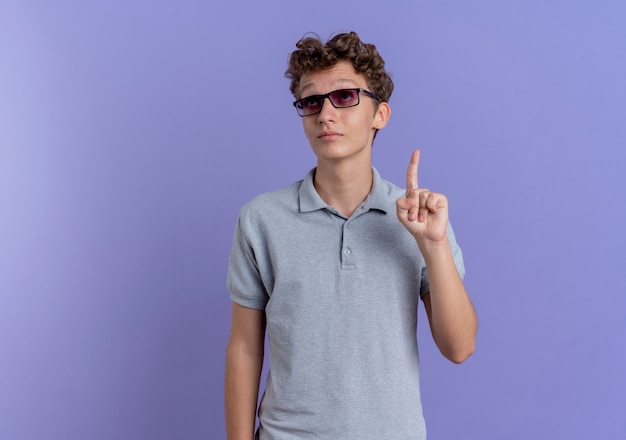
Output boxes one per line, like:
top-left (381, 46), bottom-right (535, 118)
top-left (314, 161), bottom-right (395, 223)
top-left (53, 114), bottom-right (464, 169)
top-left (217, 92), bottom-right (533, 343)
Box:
top-left (299, 61), bottom-right (391, 217)
top-left (224, 303), bottom-right (265, 440)
top-left (396, 150), bottom-right (478, 363)
top-left (225, 60), bottom-right (477, 440)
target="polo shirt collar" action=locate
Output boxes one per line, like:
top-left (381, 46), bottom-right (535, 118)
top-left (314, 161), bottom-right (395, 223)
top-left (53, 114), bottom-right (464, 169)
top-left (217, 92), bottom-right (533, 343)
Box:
top-left (299, 167), bottom-right (390, 214)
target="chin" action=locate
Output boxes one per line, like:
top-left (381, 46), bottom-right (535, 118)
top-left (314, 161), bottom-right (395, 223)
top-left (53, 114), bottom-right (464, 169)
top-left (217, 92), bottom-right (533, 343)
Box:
top-left (311, 143), bottom-right (350, 159)
top-left (313, 140), bottom-right (370, 158)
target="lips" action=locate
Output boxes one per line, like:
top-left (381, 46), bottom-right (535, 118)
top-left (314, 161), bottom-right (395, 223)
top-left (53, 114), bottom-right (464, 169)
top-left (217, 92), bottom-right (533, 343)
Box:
top-left (318, 131), bottom-right (342, 141)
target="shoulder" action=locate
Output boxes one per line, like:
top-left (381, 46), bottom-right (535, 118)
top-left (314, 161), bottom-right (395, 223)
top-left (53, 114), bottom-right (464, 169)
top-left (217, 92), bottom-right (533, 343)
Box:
top-left (238, 180), bottom-right (303, 223)
top-left (370, 168), bottom-right (406, 212)
top-left (379, 176), bottom-right (405, 198)
top-left (374, 167), bottom-right (405, 195)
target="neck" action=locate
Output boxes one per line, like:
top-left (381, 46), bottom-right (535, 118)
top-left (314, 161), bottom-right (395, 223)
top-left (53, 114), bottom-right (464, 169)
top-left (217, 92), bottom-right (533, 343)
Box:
top-left (314, 157), bottom-right (373, 217)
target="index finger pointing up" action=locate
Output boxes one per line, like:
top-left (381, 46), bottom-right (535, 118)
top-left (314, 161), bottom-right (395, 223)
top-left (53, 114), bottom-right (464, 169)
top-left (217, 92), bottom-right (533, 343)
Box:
top-left (406, 149), bottom-right (420, 192)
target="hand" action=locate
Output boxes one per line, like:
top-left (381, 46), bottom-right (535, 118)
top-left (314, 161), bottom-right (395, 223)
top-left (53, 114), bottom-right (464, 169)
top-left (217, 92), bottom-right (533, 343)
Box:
top-left (396, 150), bottom-right (449, 245)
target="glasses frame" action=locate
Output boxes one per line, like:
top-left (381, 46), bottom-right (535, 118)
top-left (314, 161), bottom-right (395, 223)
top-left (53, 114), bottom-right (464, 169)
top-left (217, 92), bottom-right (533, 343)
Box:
top-left (293, 88), bottom-right (380, 117)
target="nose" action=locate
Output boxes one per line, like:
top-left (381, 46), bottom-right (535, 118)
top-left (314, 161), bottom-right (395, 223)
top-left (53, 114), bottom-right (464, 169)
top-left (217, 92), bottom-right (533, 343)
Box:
top-left (317, 96), bottom-right (337, 123)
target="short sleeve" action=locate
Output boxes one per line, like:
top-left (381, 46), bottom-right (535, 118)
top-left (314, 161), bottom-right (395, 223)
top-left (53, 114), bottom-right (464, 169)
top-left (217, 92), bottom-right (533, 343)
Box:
top-left (226, 214), bottom-right (270, 310)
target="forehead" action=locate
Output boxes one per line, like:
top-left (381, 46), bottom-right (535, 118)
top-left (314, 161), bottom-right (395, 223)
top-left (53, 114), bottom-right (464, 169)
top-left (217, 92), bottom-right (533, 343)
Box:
top-left (299, 60), bottom-right (366, 96)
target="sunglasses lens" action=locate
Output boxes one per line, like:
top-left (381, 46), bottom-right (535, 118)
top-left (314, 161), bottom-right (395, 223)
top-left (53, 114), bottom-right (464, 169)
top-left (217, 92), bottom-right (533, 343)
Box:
top-left (329, 89), bottom-right (359, 107)
top-left (298, 96), bottom-right (322, 116)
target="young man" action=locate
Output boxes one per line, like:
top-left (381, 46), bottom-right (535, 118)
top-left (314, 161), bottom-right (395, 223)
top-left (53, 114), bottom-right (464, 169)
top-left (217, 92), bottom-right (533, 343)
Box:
top-left (225, 32), bottom-right (477, 440)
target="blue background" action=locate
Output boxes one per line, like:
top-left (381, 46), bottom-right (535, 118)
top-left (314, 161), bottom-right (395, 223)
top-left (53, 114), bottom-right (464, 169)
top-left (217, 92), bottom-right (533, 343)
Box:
top-left (1, 1), bottom-right (625, 438)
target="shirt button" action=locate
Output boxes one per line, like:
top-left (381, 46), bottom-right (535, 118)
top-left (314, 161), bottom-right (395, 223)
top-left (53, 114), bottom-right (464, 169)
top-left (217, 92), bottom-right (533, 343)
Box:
top-left (343, 248), bottom-right (351, 255)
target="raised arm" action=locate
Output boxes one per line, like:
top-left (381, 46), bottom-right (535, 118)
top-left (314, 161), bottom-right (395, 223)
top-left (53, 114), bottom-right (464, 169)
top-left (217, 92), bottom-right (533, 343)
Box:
top-left (396, 150), bottom-right (477, 363)
top-left (225, 302), bottom-right (266, 439)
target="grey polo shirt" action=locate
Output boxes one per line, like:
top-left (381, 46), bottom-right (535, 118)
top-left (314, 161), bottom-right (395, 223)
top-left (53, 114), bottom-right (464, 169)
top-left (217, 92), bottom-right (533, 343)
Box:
top-left (227, 167), bottom-right (465, 440)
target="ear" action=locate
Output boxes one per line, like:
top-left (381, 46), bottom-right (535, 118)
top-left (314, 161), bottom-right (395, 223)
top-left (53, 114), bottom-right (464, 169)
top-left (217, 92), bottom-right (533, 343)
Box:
top-left (373, 102), bottom-right (391, 130)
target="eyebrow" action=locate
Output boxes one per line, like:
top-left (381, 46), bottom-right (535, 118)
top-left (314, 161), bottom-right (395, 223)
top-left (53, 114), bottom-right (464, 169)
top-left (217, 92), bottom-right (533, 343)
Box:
top-left (300, 78), bottom-right (359, 96)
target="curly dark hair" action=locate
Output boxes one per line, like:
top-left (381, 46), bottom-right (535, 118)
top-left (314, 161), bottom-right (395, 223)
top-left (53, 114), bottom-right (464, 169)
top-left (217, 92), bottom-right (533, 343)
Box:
top-left (285, 32), bottom-right (394, 102)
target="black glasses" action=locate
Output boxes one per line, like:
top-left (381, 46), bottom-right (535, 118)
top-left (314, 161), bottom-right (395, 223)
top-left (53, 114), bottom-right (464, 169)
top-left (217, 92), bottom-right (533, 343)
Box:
top-left (293, 88), bottom-right (380, 117)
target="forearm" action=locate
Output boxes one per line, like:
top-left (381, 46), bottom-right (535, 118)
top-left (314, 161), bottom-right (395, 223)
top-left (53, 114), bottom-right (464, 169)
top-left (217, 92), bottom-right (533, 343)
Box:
top-left (421, 237), bottom-right (477, 363)
top-left (224, 343), bottom-right (264, 440)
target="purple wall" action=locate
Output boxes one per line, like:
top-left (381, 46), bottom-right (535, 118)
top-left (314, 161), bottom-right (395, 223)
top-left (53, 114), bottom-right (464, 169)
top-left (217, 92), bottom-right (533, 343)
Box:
top-left (1, 1), bottom-right (624, 439)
